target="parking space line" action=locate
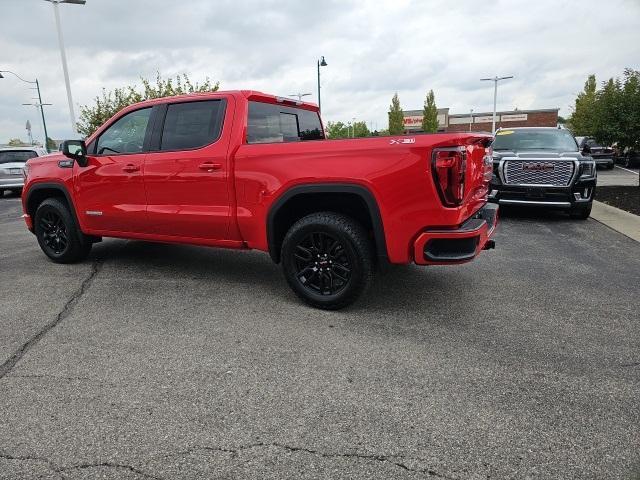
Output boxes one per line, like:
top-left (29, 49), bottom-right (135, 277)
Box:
top-left (614, 165), bottom-right (639, 175)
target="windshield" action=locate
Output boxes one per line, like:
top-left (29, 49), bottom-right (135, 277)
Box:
top-left (0, 150), bottom-right (38, 164)
top-left (492, 129), bottom-right (578, 152)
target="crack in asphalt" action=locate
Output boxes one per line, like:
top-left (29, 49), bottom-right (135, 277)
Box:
top-left (0, 452), bottom-right (163, 480)
top-left (620, 361), bottom-right (640, 367)
top-left (0, 259), bottom-right (102, 380)
top-left (1, 442), bottom-right (458, 479)
top-left (162, 441), bottom-right (458, 478)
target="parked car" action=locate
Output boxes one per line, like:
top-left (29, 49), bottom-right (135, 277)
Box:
top-left (617, 147), bottom-right (640, 168)
top-left (0, 146), bottom-right (48, 196)
top-left (21, 90), bottom-right (497, 309)
top-left (489, 127), bottom-right (596, 219)
top-left (575, 137), bottom-right (615, 169)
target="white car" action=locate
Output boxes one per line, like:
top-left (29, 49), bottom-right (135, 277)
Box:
top-left (0, 146), bottom-right (48, 196)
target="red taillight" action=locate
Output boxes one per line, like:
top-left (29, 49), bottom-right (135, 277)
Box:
top-left (432, 147), bottom-right (466, 207)
top-left (483, 146), bottom-right (493, 183)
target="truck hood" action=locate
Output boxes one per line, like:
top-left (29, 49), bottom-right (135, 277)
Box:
top-left (492, 150), bottom-right (585, 161)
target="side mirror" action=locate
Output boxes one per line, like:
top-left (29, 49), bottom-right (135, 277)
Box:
top-left (62, 140), bottom-right (88, 167)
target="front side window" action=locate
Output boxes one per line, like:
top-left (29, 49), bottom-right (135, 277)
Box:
top-left (96, 107), bottom-right (152, 155)
top-left (160, 100), bottom-right (225, 151)
top-left (0, 150), bottom-right (38, 163)
top-left (247, 101), bottom-right (324, 144)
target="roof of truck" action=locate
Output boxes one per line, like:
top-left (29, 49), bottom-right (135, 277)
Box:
top-left (125, 90), bottom-right (319, 111)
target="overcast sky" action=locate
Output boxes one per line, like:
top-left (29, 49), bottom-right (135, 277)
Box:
top-left (1, 0), bottom-right (638, 143)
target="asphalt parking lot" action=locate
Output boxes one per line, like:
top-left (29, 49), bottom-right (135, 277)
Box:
top-left (0, 194), bottom-right (638, 479)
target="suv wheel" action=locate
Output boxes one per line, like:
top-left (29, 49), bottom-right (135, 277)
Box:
top-left (569, 202), bottom-right (592, 220)
top-left (35, 198), bottom-right (92, 263)
top-left (281, 212), bottom-right (373, 310)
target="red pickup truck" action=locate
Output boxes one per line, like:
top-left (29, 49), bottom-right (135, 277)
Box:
top-left (22, 90), bottom-right (497, 309)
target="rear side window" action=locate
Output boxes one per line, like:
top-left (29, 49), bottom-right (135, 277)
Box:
top-left (247, 101), bottom-right (324, 144)
top-left (160, 100), bottom-right (225, 151)
top-left (0, 150), bottom-right (38, 163)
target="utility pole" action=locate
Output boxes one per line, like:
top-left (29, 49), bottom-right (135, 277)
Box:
top-left (469, 108), bottom-right (473, 132)
top-left (1, 71), bottom-right (52, 151)
top-left (480, 75), bottom-right (513, 134)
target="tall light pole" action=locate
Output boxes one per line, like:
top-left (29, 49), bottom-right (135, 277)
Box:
top-left (45, 0), bottom-right (86, 134)
top-left (480, 75), bottom-right (513, 134)
top-left (288, 92), bottom-right (312, 101)
top-left (469, 108), bottom-right (473, 132)
top-left (0, 71), bottom-right (51, 152)
top-left (316, 56), bottom-right (327, 114)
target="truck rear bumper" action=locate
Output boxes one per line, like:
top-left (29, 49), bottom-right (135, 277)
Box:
top-left (413, 203), bottom-right (498, 265)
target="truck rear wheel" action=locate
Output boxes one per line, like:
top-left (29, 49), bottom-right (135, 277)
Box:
top-left (281, 212), bottom-right (373, 310)
top-left (34, 198), bottom-right (92, 263)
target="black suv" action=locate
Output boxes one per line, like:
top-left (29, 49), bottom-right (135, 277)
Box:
top-left (575, 137), bottom-right (615, 169)
top-left (489, 127), bottom-right (596, 219)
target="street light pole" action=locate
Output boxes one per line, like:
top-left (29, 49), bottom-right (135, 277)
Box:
top-left (45, 0), bottom-right (86, 133)
top-left (469, 108), bottom-right (473, 132)
top-left (480, 75), bottom-right (513, 134)
top-left (316, 56), bottom-right (327, 114)
top-left (0, 70), bottom-right (51, 152)
top-left (288, 92), bottom-right (312, 101)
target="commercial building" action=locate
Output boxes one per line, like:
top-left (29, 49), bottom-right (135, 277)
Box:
top-left (401, 108), bottom-right (560, 133)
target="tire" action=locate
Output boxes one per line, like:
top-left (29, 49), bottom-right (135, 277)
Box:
top-left (569, 202), bottom-right (592, 220)
top-left (606, 162), bottom-right (614, 170)
top-left (281, 212), bottom-right (374, 310)
top-left (34, 198), bottom-right (92, 263)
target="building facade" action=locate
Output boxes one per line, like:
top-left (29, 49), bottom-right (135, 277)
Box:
top-left (402, 108), bottom-right (559, 133)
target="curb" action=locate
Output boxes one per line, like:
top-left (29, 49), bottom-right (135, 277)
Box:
top-left (591, 200), bottom-right (640, 243)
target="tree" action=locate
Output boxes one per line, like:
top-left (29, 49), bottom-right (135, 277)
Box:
top-left (46, 137), bottom-right (57, 151)
top-left (388, 92), bottom-right (404, 135)
top-left (7, 138), bottom-right (26, 146)
top-left (421, 90), bottom-right (439, 133)
top-left (325, 120), bottom-right (370, 138)
top-left (352, 121), bottom-right (370, 137)
top-left (592, 69), bottom-right (640, 152)
top-left (325, 121), bottom-right (349, 139)
top-left (76, 73), bottom-right (219, 137)
top-left (568, 75), bottom-right (597, 135)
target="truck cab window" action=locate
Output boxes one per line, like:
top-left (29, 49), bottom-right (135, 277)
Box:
top-left (247, 101), bottom-right (324, 144)
top-left (160, 100), bottom-right (225, 151)
top-left (96, 107), bottom-right (152, 155)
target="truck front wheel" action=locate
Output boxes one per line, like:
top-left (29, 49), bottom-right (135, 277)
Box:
top-left (569, 202), bottom-right (592, 220)
top-left (34, 198), bottom-right (92, 263)
top-left (281, 212), bottom-right (374, 310)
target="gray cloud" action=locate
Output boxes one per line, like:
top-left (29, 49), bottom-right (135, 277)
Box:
top-left (1, 0), bottom-right (638, 142)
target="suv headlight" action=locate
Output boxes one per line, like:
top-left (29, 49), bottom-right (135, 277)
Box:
top-left (580, 161), bottom-right (596, 178)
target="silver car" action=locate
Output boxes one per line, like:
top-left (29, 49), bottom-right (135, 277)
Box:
top-left (0, 146), bottom-right (48, 196)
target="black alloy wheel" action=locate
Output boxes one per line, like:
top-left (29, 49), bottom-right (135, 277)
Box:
top-left (281, 212), bottom-right (374, 310)
top-left (34, 197), bottom-right (92, 263)
top-left (293, 231), bottom-right (352, 296)
top-left (39, 210), bottom-right (69, 255)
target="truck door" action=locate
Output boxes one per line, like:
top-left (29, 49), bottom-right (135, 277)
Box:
top-left (143, 97), bottom-right (232, 240)
top-left (74, 106), bottom-right (153, 234)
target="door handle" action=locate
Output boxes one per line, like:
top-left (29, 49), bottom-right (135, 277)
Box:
top-left (122, 164), bottom-right (140, 173)
top-left (199, 162), bottom-right (222, 172)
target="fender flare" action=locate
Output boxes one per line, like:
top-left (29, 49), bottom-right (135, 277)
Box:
top-left (266, 183), bottom-right (388, 264)
top-left (25, 182), bottom-right (81, 230)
